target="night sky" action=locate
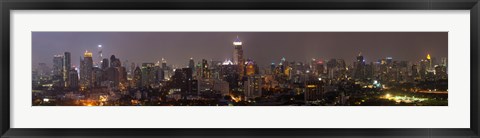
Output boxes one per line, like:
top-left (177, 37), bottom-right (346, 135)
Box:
top-left (32, 32), bottom-right (447, 69)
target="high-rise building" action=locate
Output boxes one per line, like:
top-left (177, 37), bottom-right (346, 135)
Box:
top-left (110, 55), bottom-right (121, 68)
top-left (53, 55), bottom-right (64, 87)
top-left (233, 36), bottom-right (245, 79)
top-left (189, 58), bottom-right (195, 70)
top-left (441, 57), bottom-right (448, 74)
top-left (141, 63), bottom-right (155, 87)
top-left (63, 52), bottom-right (71, 88)
top-left (101, 58), bottom-right (109, 70)
top-left (53, 55), bottom-right (64, 77)
top-left (270, 63), bottom-right (276, 73)
top-left (133, 66), bottom-right (142, 88)
top-left (315, 59), bottom-right (324, 76)
top-left (425, 54), bottom-right (436, 81)
top-left (97, 44), bottom-right (103, 67)
top-left (200, 59), bottom-right (211, 79)
top-left (233, 36), bottom-right (243, 65)
top-left (161, 58), bottom-right (167, 69)
top-left (354, 52), bottom-right (366, 80)
top-left (245, 60), bottom-right (256, 76)
top-left (427, 54), bottom-right (432, 70)
top-left (197, 78), bottom-right (213, 95)
top-left (411, 64), bottom-right (419, 80)
top-left (117, 66), bottom-right (128, 85)
top-left (244, 75), bottom-right (262, 99)
top-left (209, 60), bottom-right (222, 79)
top-left (171, 68), bottom-right (196, 98)
top-left (80, 51), bottom-right (93, 90)
top-left (68, 68), bottom-right (79, 90)
top-left (365, 63), bottom-right (374, 79)
top-left (130, 62), bottom-right (136, 74)
top-left (304, 80), bottom-right (324, 102)
top-left (419, 59), bottom-right (428, 80)
top-left (245, 60), bottom-right (259, 76)
top-left (441, 57), bottom-right (448, 67)
top-left (92, 67), bottom-right (103, 87)
top-left (106, 67), bottom-right (119, 87)
top-left (220, 60), bottom-right (239, 91)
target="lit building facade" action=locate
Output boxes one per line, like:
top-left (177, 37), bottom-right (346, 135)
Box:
top-left (244, 75), bottom-right (262, 99)
top-left (233, 36), bottom-right (245, 79)
top-left (52, 55), bottom-right (64, 87)
top-left (63, 52), bottom-right (71, 88)
top-left (80, 51), bottom-right (93, 90)
top-left (304, 80), bottom-right (324, 102)
top-left (245, 60), bottom-right (256, 76)
top-left (141, 63), bottom-right (155, 87)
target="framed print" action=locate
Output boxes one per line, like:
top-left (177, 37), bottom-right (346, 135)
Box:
top-left (1, 0), bottom-right (479, 138)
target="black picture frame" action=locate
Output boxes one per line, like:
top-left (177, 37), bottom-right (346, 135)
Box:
top-left (1, 0), bottom-right (479, 137)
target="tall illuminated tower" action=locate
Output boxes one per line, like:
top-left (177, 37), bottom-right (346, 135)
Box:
top-left (189, 58), bottom-right (195, 69)
top-left (63, 52), bottom-right (71, 88)
top-left (97, 44), bottom-right (103, 67)
top-left (189, 58), bottom-right (195, 76)
top-left (80, 50), bottom-right (93, 90)
top-left (233, 36), bottom-right (243, 65)
top-left (427, 53), bottom-right (432, 69)
top-left (233, 36), bottom-right (244, 78)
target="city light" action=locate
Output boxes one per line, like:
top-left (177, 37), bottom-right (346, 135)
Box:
top-left (32, 33), bottom-right (448, 106)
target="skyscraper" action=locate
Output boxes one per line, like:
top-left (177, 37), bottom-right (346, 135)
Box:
top-left (244, 75), bottom-right (262, 99)
top-left (101, 58), bottom-right (109, 70)
top-left (53, 55), bottom-right (63, 77)
top-left (63, 52), bottom-right (71, 88)
top-left (427, 54), bottom-right (433, 70)
top-left (189, 58), bottom-right (195, 73)
top-left (200, 59), bottom-right (210, 79)
top-left (315, 59), bottom-right (324, 76)
top-left (110, 55), bottom-right (121, 68)
top-left (69, 68), bottom-right (79, 89)
top-left (53, 55), bottom-right (64, 87)
top-left (97, 44), bottom-right (103, 67)
top-left (161, 58), bottom-right (167, 69)
top-left (232, 36), bottom-right (245, 79)
top-left (245, 60), bottom-right (256, 76)
top-left (80, 51), bottom-right (93, 89)
top-left (92, 67), bottom-right (103, 87)
top-left (133, 66), bottom-right (142, 88)
top-left (141, 63), bottom-right (155, 87)
top-left (233, 36), bottom-right (243, 65)
top-left (354, 52), bottom-right (365, 80)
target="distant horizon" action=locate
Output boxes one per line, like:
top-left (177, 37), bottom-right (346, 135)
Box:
top-left (32, 32), bottom-right (448, 69)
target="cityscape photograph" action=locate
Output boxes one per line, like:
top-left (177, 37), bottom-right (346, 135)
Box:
top-left (32, 32), bottom-right (448, 106)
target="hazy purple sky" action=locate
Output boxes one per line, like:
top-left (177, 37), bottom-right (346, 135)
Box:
top-left (32, 32), bottom-right (447, 69)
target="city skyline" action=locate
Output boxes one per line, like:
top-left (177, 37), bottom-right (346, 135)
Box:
top-left (32, 32), bottom-right (448, 106)
top-left (32, 32), bottom-right (447, 68)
